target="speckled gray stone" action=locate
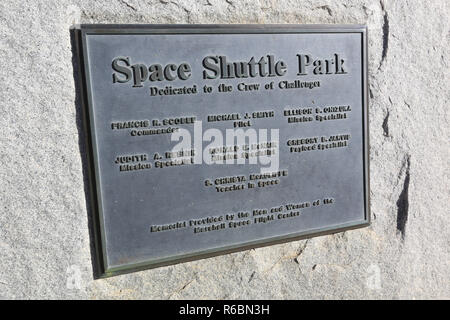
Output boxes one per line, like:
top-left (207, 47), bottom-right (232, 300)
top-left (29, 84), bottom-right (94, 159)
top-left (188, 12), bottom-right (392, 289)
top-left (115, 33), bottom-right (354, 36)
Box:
top-left (0, 0), bottom-right (449, 299)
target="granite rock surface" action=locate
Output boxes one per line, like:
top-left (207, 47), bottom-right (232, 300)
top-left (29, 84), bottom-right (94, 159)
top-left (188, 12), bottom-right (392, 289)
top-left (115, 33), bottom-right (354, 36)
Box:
top-left (0, 0), bottom-right (448, 299)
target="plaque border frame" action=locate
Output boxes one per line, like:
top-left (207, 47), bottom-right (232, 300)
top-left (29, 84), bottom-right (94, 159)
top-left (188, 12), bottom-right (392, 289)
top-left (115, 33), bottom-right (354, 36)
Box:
top-left (74, 24), bottom-right (370, 278)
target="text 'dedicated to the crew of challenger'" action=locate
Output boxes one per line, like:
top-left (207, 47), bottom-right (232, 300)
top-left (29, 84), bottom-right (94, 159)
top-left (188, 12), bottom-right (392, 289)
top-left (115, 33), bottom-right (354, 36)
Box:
top-left (77, 25), bottom-right (369, 277)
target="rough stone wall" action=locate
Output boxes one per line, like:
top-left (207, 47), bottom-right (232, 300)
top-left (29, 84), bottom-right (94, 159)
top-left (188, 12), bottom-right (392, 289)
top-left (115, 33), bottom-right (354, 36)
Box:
top-left (0, 0), bottom-right (448, 299)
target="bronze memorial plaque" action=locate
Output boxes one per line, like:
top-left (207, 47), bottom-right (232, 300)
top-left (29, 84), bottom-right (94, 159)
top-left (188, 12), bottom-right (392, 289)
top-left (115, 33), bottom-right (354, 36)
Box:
top-left (75, 25), bottom-right (369, 277)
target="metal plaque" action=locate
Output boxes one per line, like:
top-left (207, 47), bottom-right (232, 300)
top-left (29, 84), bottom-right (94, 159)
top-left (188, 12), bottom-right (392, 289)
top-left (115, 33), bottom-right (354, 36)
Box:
top-left (75, 25), bottom-right (369, 278)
